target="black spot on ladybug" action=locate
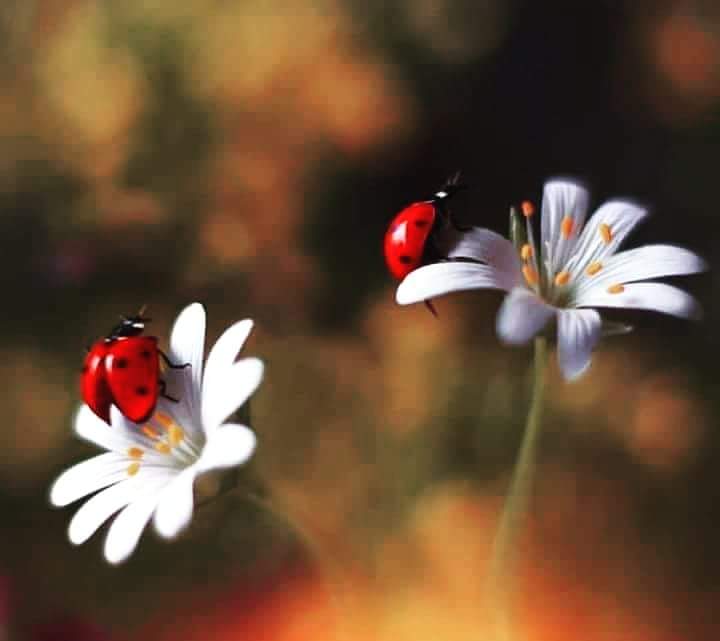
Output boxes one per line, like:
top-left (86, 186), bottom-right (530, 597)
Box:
top-left (140, 350), bottom-right (151, 359)
top-left (414, 220), bottom-right (429, 228)
top-left (115, 357), bottom-right (129, 369)
top-left (399, 255), bottom-right (413, 264)
top-left (135, 385), bottom-right (149, 396)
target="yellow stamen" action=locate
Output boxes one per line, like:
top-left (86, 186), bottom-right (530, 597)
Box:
top-left (522, 264), bottom-right (539, 286)
top-left (142, 425), bottom-right (159, 440)
top-left (520, 243), bottom-right (533, 260)
top-left (155, 442), bottom-right (171, 454)
top-left (607, 283), bottom-right (625, 294)
top-left (560, 216), bottom-right (574, 239)
top-left (127, 462), bottom-right (140, 476)
top-left (168, 424), bottom-right (184, 446)
top-left (554, 270), bottom-right (570, 286)
top-left (127, 447), bottom-right (144, 460)
top-left (586, 261), bottom-right (602, 276)
top-left (155, 412), bottom-right (174, 429)
top-left (599, 223), bottom-right (613, 244)
top-left (521, 201), bottom-right (534, 217)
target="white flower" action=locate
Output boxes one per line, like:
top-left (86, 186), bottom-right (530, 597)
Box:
top-left (396, 180), bottom-right (706, 380)
top-left (50, 303), bottom-right (263, 564)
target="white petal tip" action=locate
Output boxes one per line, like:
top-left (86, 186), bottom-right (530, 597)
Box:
top-left (395, 282), bottom-right (418, 305)
top-left (560, 361), bottom-right (592, 382)
top-left (68, 524), bottom-right (90, 546)
top-left (154, 516), bottom-right (190, 540)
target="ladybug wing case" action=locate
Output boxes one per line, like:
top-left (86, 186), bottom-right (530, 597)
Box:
top-left (383, 202), bottom-right (436, 280)
top-left (81, 343), bottom-right (113, 424)
top-left (105, 337), bottom-right (160, 424)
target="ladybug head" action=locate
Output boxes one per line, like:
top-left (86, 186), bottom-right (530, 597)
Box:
top-left (432, 170), bottom-right (468, 204)
top-left (108, 312), bottom-right (151, 339)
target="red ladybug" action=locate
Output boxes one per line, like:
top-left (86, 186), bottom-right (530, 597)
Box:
top-left (81, 312), bottom-right (187, 425)
top-left (383, 174), bottom-right (467, 281)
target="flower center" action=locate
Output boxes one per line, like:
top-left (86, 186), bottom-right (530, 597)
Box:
top-left (516, 200), bottom-right (617, 309)
top-left (124, 411), bottom-right (199, 476)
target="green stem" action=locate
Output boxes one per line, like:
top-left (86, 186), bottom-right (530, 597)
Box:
top-left (487, 336), bottom-right (548, 640)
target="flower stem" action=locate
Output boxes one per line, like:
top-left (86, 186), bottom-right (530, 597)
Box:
top-left (487, 336), bottom-right (548, 640)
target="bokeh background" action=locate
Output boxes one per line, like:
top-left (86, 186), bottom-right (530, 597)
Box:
top-left (1, 0), bottom-right (719, 639)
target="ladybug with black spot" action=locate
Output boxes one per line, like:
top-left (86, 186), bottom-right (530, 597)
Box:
top-left (383, 173), bottom-right (468, 312)
top-left (81, 310), bottom-right (188, 425)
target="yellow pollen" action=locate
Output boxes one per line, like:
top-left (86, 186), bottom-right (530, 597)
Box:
top-left (599, 223), bottom-right (613, 244)
top-left (554, 270), bottom-right (570, 286)
top-left (520, 243), bottom-right (533, 260)
top-left (142, 425), bottom-right (159, 440)
top-left (522, 264), bottom-right (539, 286)
top-left (586, 262), bottom-right (602, 276)
top-left (521, 201), bottom-right (534, 217)
top-left (168, 424), bottom-right (184, 446)
top-left (127, 447), bottom-right (144, 460)
top-left (127, 462), bottom-right (140, 476)
top-left (155, 412), bottom-right (174, 429)
top-left (607, 283), bottom-right (625, 294)
top-left (155, 442), bottom-right (171, 454)
top-left (560, 216), bottom-right (574, 239)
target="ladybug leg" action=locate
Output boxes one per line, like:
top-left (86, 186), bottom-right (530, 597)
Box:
top-left (159, 350), bottom-right (191, 370)
top-left (158, 379), bottom-right (180, 403)
top-left (424, 300), bottom-right (439, 318)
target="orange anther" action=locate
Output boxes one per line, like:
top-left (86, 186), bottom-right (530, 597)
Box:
top-left (155, 412), bottom-right (174, 429)
top-left (586, 262), bottom-right (602, 276)
top-left (554, 271), bottom-right (570, 286)
top-left (607, 283), bottom-right (625, 294)
top-left (521, 201), bottom-right (534, 217)
top-left (599, 223), bottom-right (613, 244)
top-left (520, 243), bottom-right (533, 260)
top-left (154, 442), bottom-right (171, 454)
top-left (168, 425), bottom-right (184, 446)
top-left (127, 462), bottom-right (140, 476)
top-left (522, 264), bottom-right (539, 286)
top-left (142, 426), bottom-right (159, 440)
top-left (561, 216), bottom-right (574, 239)
top-left (127, 447), bottom-right (144, 460)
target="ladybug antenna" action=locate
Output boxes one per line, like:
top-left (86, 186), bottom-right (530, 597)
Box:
top-left (137, 304), bottom-right (148, 318)
top-left (433, 171), bottom-right (468, 203)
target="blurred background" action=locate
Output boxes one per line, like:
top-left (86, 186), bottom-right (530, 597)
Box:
top-left (1, 0), bottom-right (719, 639)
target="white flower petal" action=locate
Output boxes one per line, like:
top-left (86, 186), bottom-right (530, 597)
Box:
top-left (442, 228), bottom-right (522, 277)
top-left (50, 452), bottom-right (129, 507)
top-left (197, 423), bottom-right (257, 473)
top-left (567, 200), bottom-right (648, 278)
top-left (68, 475), bottom-right (148, 545)
top-left (103, 480), bottom-right (169, 564)
top-left (74, 405), bottom-right (135, 453)
top-left (153, 467), bottom-right (197, 540)
top-left (556, 309), bottom-right (602, 381)
top-left (574, 244), bottom-right (706, 297)
top-left (396, 262), bottom-right (518, 305)
top-left (576, 282), bottom-right (702, 319)
top-left (496, 288), bottom-right (555, 345)
top-left (201, 358), bottom-right (263, 432)
top-left (540, 180), bottom-right (589, 274)
top-left (168, 302), bottom-right (206, 430)
top-left (203, 319), bottom-right (254, 383)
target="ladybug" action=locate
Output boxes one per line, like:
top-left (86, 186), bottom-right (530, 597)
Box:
top-left (383, 174), bottom-right (467, 314)
top-left (383, 173), bottom-right (467, 281)
top-left (81, 312), bottom-right (187, 425)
